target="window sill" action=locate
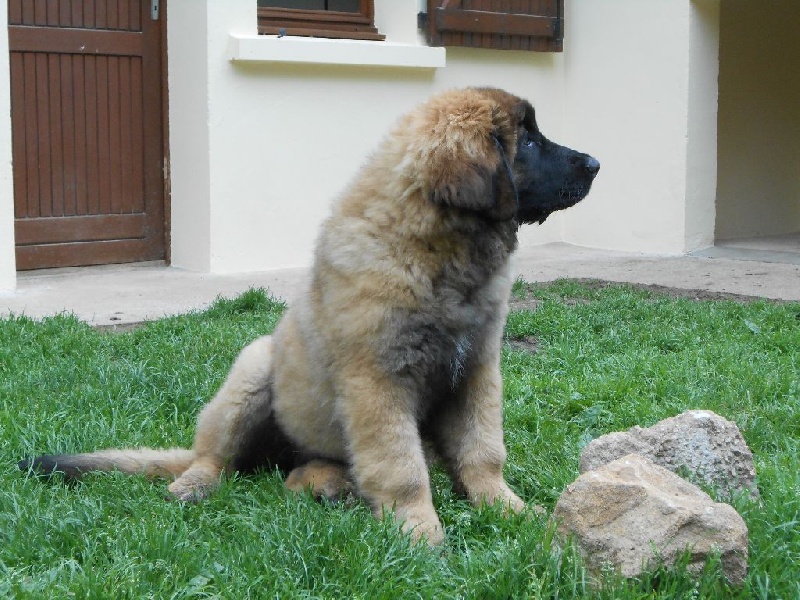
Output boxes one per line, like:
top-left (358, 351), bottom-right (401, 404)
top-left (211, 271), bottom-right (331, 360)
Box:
top-left (228, 34), bottom-right (446, 69)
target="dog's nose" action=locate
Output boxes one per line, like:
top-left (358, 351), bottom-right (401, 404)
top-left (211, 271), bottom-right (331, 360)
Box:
top-left (584, 156), bottom-right (600, 176)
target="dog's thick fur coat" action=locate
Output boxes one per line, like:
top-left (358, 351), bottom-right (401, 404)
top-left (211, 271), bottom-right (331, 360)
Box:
top-left (20, 88), bottom-right (599, 545)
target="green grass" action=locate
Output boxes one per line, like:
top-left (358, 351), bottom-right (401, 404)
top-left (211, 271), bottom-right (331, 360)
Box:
top-left (1, 282), bottom-right (798, 599)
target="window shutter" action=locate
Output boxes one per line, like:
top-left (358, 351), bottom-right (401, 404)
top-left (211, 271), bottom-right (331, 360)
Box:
top-left (425, 0), bottom-right (563, 52)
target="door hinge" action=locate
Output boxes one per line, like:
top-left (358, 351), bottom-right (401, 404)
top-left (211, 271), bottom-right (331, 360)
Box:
top-left (163, 157), bottom-right (171, 198)
top-left (151, 0), bottom-right (160, 21)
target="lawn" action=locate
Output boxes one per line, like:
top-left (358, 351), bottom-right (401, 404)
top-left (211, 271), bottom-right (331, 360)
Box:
top-left (1, 282), bottom-right (798, 599)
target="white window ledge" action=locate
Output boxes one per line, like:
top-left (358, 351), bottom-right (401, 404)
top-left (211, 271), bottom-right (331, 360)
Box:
top-left (229, 34), bottom-right (446, 69)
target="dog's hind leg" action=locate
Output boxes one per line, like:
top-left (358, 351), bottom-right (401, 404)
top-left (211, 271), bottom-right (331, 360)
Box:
top-left (168, 335), bottom-right (281, 502)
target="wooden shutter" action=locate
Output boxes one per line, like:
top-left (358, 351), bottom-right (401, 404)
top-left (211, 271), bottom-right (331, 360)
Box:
top-left (425, 0), bottom-right (563, 52)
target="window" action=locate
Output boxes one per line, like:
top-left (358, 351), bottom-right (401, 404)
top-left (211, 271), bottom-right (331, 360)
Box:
top-left (423, 0), bottom-right (563, 52)
top-left (257, 0), bottom-right (384, 41)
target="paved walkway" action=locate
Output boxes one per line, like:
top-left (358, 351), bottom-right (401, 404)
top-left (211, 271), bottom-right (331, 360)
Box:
top-left (1, 243), bottom-right (798, 328)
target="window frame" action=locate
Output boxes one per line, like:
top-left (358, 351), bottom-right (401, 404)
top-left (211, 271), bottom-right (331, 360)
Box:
top-left (257, 1), bottom-right (385, 41)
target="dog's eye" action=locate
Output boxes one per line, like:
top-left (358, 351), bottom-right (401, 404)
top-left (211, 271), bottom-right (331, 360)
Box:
top-left (522, 132), bottom-right (541, 148)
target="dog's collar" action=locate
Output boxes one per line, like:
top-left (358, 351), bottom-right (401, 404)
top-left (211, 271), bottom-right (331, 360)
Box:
top-left (492, 134), bottom-right (519, 206)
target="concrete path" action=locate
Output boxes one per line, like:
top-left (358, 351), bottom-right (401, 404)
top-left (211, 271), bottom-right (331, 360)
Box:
top-left (1, 243), bottom-right (798, 328)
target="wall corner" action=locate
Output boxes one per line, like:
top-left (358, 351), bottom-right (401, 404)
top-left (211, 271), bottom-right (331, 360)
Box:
top-left (684, 0), bottom-right (721, 253)
top-left (166, 0), bottom-right (212, 272)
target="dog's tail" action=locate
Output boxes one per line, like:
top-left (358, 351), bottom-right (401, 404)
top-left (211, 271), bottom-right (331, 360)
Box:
top-left (18, 448), bottom-right (195, 480)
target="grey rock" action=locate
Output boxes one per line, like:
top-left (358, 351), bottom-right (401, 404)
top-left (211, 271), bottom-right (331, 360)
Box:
top-left (580, 410), bottom-right (758, 499)
top-left (555, 453), bottom-right (749, 586)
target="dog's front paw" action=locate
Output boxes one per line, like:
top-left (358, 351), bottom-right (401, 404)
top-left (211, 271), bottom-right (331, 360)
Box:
top-left (393, 504), bottom-right (445, 546)
top-left (464, 479), bottom-right (525, 513)
top-left (496, 486), bottom-right (526, 514)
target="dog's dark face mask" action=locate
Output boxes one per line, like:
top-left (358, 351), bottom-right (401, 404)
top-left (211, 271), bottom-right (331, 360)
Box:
top-left (510, 103), bottom-right (600, 224)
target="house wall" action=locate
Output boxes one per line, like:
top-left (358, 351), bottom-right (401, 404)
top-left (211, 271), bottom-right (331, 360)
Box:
top-left (169, 0), bottom-right (716, 274)
top-left (716, 0), bottom-right (800, 241)
top-left (0, 1), bottom-right (15, 290)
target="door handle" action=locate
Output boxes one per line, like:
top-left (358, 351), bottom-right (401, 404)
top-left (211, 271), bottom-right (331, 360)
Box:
top-left (151, 0), bottom-right (159, 20)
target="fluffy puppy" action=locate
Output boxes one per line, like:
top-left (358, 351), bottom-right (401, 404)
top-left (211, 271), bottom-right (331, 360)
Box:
top-left (21, 87), bottom-right (599, 545)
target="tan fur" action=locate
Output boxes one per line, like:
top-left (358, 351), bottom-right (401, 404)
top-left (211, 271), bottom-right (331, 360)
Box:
top-left (284, 460), bottom-right (354, 501)
top-left (23, 88), bottom-right (596, 546)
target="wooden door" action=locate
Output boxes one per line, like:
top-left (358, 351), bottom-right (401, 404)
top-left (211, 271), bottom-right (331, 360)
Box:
top-left (8, 0), bottom-right (166, 270)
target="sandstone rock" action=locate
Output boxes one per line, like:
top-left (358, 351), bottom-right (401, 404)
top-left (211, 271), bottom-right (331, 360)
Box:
top-left (554, 453), bottom-right (748, 586)
top-left (580, 410), bottom-right (758, 499)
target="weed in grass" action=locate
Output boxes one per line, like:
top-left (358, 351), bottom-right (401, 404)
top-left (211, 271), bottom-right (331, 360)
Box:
top-left (2, 283), bottom-right (798, 598)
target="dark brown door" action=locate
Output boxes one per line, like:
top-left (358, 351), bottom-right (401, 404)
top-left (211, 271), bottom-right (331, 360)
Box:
top-left (8, 0), bottom-right (166, 270)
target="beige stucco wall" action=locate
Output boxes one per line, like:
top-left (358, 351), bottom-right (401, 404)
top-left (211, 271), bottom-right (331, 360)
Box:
top-left (716, 0), bottom-right (800, 241)
top-left (167, 1), bottom-right (214, 272)
top-left (685, 0), bottom-right (720, 251)
top-left (561, 0), bottom-right (719, 254)
top-left (0, 1), bottom-right (15, 290)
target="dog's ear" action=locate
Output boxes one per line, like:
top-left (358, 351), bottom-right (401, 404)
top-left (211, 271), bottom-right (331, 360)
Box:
top-left (429, 159), bottom-right (498, 212)
top-left (425, 97), bottom-right (518, 219)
